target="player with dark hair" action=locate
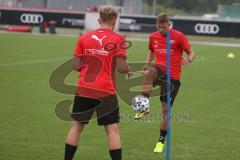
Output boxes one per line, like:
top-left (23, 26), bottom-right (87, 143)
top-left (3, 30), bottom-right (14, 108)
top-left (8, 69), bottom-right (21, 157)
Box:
top-left (134, 13), bottom-right (196, 153)
top-left (64, 7), bottom-right (131, 160)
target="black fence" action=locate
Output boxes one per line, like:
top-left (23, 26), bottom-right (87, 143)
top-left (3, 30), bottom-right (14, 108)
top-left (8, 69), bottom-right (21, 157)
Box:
top-left (1, 8), bottom-right (240, 38)
top-left (0, 8), bottom-right (85, 28)
top-left (120, 15), bottom-right (240, 38)
top-left (172, 19), bottom-right (240, 38)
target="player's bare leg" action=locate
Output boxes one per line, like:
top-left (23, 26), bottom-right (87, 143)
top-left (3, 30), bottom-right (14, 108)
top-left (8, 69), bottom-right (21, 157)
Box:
top-left (142, 67), bottom-right (158, 96)
top-left (154, 102), bottom-right (168, 153)
top-left (64, 121), bottom-right (85, 160)
top-left (66, 121), bottom-right (85, 145)
top-left (134, 67), bottom-right (157, 119)
top-left (105, 123), bottom-right (122, 160)
top-left (160, 102), bottom-right (168, 131)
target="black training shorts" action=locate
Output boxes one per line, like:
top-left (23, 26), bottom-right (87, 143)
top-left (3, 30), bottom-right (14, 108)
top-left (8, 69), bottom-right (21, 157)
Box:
top-left (152, 65), bottom-right (181, 106)
top-left (71, 94), bottom-right (120, 125)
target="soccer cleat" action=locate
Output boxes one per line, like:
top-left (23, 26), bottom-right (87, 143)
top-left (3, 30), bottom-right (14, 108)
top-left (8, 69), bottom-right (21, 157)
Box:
top-left (153, 141), bottom-right (164, 153)
top-left (134, 108), bottom-right (150, 120)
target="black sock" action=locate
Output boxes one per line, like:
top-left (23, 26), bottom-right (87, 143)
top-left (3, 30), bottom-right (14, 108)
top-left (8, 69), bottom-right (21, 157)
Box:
top-left (142, 93), bottom-right (150, 98)
top-left (109, 148), bottom-right (122, 160)
top-left (64, 143), bottom-right (78, 160)
top-left (159, 129), bottom-right (167, 143)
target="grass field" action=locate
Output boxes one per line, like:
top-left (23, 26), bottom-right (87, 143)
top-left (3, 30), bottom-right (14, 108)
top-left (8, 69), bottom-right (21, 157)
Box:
top-left (0, 32), bottom-right (240, 160)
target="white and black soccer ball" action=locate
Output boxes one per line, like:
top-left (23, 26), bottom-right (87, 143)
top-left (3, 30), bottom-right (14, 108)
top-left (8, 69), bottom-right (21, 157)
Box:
top-left (132, 95), bottom-right (150, 113)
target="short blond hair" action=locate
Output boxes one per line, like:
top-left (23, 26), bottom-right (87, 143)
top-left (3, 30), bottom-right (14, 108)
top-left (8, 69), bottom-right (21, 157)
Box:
top-left (99, 7), bottom-right (118, 23)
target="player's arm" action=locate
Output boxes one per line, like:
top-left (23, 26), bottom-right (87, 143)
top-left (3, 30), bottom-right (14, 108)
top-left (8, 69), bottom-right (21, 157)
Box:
top-left (73, 36), bottom-right (84, 71)
top-left (115, 36), bottom-right (132, 76)
top-left (143, 36), bottom-right (154, 71)
top-left (180, 34), bottom-right (196, 66)
top-left (73, 56), bottom-right (82, 72)
top-left (182, 48), bottom-right (196, 66)
top-left (143, 50), bottom-right (154, 70)
top-left (116, 56), bottom-right (131, 74)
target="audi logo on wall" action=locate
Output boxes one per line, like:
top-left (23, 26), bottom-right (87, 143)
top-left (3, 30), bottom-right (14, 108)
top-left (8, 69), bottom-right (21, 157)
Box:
top-left (194, 23), bottom-right (220, 34)
top-left (20, 13), bottom-right (44, 24)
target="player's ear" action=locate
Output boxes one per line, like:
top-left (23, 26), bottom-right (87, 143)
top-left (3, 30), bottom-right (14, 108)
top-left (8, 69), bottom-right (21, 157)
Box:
top-left (98, 18), bottom-right (101, 25)
top-left (111, 19), bottom-right (116, 30)
top-left (156, 23), bottom-right (159, 30)
top-left (166, 24), bottom-right (170, 30)
top-left (167, 20), bottom-right (171, 27)
top-left (168, 22), bottom-right (170, 27)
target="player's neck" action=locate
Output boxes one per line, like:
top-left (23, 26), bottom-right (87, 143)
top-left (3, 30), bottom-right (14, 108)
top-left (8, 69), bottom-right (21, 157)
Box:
top-left (159, 32), bottom-right (166, 37)
top-left (99, 24), bottom-right (113, 31)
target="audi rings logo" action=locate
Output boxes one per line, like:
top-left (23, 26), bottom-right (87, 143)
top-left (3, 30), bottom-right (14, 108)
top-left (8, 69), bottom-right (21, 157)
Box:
top-left (20, 13), bottom-right (44, 24)
top-left (194, 23), bottom-right (220, 34)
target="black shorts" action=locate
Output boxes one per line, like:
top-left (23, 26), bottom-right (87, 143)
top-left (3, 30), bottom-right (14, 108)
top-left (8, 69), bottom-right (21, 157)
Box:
top-left (71, 94), bottom-right (120, 125)
top-left (152, 66), bottom-right (181, 106)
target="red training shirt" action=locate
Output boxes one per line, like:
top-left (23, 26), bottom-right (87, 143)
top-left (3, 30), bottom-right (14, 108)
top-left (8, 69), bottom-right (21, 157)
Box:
top-left (148, 29), bottom-right (190, 80)
top-left (74, 28), bottom-right (126, 98)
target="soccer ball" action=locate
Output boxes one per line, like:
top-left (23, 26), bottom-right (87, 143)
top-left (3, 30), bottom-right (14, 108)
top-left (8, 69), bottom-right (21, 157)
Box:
top-left (132, 95), bottom-right (150, 113)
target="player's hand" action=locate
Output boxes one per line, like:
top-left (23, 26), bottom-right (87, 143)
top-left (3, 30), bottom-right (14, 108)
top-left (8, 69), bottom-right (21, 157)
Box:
top-left (142, 64), bottom-right (149, 71)
top-left (182, 57), bottom-right (191, 66)
top-left (127, 66), bottom-right (133, 78)
top-left (127, 72), bottom-right (133, 78)
top-left (141, 64), bottom-right (150, 75)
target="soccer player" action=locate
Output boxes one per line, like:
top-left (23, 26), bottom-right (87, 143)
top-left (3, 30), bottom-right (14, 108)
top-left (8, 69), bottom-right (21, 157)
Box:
top-left (134, 13), bottom-right (196, 153)
top-left (64, 7), bottom-right (131, 160)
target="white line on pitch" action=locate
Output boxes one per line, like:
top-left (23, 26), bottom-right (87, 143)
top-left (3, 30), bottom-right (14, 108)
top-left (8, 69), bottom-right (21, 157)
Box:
top-left (0, 57), bottom-right (70, 66)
